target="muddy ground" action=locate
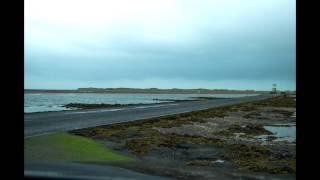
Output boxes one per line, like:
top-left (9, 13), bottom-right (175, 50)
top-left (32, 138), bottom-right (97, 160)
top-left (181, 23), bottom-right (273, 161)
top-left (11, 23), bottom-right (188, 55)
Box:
top-left (71, 96), bottom-right (296, 180)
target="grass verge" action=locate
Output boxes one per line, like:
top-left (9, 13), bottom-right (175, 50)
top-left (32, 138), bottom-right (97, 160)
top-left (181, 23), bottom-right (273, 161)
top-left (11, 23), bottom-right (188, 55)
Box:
top-left (24, 132), bottom-right (131, 162)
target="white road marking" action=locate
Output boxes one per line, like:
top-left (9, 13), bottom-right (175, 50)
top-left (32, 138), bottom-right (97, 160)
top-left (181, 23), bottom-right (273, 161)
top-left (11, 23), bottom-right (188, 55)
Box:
top-left (25, 170), bottom-right (62, 177)
top-left (65, 108), bottom-right (123, 114)
top-left (25, 132), bottom-right (55, 139)
top-left (60, 104), bottom-right (180, 114)
top-left (133, 104), bottom-right (179, 109)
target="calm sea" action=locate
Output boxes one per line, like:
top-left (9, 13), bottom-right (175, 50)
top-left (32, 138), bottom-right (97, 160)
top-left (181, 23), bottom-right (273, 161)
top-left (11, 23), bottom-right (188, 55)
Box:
top-left (24, 93), bottom-right (259, 113)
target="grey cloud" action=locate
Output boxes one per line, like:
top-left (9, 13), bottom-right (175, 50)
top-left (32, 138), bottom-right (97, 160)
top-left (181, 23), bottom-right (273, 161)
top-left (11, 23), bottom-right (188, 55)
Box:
top-left (25, 0), bottom-right (295, 90)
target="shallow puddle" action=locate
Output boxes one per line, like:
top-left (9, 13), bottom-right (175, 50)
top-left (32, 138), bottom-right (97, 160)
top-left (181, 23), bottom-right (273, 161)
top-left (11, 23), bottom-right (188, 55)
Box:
top-left (256, 123), bottom-right (296, 142)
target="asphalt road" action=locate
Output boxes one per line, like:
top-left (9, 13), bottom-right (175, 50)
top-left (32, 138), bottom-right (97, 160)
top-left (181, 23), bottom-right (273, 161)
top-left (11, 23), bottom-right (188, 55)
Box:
top-left (25, 161), bottom-right (174, 180)
top-left (25, 95), bottom-right (272, 137)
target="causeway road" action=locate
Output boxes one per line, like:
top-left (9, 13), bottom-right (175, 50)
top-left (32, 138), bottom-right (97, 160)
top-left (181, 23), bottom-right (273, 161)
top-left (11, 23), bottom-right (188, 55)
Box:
top-left (25, 95), bottom-right (272, 137)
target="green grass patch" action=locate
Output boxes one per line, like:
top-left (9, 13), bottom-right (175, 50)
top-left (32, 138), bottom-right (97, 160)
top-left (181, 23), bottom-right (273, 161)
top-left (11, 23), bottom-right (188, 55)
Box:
top-left (24, 132), bottom-right (131, 162)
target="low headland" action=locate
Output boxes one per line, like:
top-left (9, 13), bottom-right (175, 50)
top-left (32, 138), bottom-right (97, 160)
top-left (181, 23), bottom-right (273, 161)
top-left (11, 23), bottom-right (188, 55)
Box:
top-left (25, 87), bottom-right (265, 94)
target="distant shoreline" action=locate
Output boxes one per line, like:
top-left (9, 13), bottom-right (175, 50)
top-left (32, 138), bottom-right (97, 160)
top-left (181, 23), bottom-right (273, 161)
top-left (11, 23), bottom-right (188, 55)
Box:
top-left (24, 88), bottom-right (266, 94)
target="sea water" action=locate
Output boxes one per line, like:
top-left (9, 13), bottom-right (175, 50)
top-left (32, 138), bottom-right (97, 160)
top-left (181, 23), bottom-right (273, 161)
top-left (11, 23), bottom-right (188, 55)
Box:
top-left (24, 93), bottom-right (259, 113)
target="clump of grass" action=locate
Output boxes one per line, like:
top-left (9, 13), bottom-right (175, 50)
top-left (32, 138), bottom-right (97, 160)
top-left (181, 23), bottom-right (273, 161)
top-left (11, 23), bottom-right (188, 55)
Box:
top-left (252, 97), bottom-right (296, 108)
top-left (271, 109), bottom-right (294, 117)
top-left (125, 138), bottom-right (154, 155)
top-left (247, 160), bottom-right (296, 174)
top-left (243, 111), bottom-right (262, 119)
top-left (238, 105), bottom-right (258, 112)
top-left (186, 160), bottom-right (212, 166)
top-left (225, 144), bottom-right (295, 174)
top-left (123, 131), bottom-right (225, 155)
top-left (214, 124), bottom-right (272, 137)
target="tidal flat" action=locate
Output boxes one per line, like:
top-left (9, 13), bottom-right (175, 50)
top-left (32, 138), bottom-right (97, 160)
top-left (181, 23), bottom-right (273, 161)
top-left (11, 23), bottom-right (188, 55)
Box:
top-left (71, 96), bottom-right (296, 180)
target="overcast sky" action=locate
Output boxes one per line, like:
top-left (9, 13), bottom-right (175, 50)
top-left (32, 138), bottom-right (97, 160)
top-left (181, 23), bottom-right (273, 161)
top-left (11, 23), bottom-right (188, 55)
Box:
top-left (25, 0), bottom-right (296, 91)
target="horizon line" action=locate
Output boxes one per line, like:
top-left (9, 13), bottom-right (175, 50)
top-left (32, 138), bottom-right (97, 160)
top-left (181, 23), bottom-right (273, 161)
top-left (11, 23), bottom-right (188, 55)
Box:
top-left (24, 87), bottom-right (295, 92)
